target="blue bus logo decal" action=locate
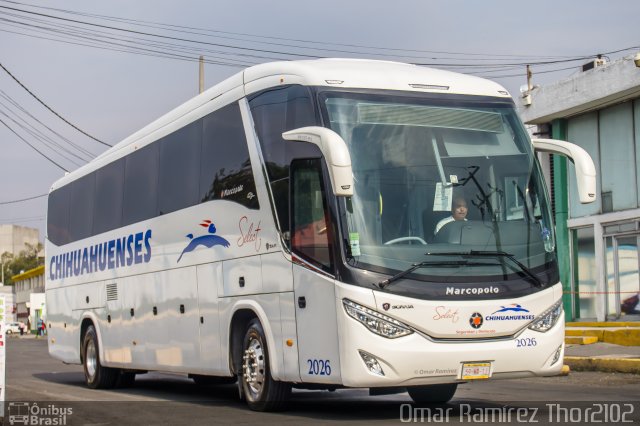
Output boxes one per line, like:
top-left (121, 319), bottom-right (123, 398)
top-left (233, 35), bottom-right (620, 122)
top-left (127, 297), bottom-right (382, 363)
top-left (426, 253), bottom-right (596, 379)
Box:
top-left (177, 220), bottom-right (230, 262)
top-left (491, 304), bottom-right (530, 315)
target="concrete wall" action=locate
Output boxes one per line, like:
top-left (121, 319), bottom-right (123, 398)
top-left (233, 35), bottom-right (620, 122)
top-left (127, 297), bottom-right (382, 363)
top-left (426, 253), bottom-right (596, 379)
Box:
top-left (0, 225), bottom-right (40, 257)
top-left (520, 54), bottom-right (640, 125)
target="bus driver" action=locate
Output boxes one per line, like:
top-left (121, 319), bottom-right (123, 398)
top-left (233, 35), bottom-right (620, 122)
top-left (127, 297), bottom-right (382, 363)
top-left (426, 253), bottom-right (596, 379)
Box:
top-left (434, 196), bottom-right (468, 235)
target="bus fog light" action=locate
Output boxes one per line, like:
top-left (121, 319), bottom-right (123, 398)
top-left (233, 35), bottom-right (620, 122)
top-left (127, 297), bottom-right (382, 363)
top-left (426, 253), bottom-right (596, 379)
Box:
top-left (343, 299), bottom-right (413, 338)
top-left (528, 300), bottom-right (563, 333)
top-left (551, 344), bottom-right (563, 366)
top-left (359, 350), bottom-right (385, 376)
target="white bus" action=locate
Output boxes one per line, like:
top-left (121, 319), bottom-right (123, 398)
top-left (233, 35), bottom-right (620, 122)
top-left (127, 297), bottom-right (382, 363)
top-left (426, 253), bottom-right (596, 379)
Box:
top-left (46, 59), bottom-right (596, 411)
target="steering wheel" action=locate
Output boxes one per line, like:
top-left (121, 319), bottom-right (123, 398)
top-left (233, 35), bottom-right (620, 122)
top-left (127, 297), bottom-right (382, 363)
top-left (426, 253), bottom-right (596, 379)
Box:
top-left (383, 236), bottom-right (428, 246)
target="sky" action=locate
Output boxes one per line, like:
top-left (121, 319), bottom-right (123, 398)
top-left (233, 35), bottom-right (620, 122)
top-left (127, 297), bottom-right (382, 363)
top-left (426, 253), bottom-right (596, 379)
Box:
top-left (0, 0), bottom-right (638, 244)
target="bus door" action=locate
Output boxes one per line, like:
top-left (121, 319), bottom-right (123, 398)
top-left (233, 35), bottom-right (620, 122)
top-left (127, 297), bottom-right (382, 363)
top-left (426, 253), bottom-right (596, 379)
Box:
top-left (290, 159), bottom-right (342, 384)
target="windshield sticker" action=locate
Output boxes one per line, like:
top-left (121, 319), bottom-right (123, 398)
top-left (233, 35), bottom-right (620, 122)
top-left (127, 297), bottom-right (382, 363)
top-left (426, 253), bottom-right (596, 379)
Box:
top-left (433, 306), bottom-right (460, 323)
top-left (486, 304), bottom-right (535, 321)
top-left (177, 220), bottom-right (230, 263)
top-left (237, 216), bottom-right (262, 252)
top-left (349, 232), bottom-right (361, 256)
top-left (433, 182), bottom-right (453, 211)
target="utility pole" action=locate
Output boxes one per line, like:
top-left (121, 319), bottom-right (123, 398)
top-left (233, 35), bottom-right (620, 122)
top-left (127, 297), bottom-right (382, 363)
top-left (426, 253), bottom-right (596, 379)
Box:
top-left (199, 55), bottom-right (205, 94)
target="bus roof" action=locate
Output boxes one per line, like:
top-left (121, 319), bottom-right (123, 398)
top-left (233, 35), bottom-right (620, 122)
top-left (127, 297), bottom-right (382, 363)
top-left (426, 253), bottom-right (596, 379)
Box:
top-left (51, 59), bottom-right (512, 191)
top-left (243, 58), bottom-right (511, 98)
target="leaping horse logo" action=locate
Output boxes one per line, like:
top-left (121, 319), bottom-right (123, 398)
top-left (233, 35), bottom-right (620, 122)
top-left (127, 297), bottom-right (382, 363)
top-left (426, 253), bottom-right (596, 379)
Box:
top-left (177, 219), bottom-right (230, 263)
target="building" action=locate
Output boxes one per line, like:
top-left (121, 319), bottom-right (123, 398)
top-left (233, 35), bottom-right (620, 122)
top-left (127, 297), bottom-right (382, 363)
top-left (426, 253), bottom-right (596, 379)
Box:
top-left (520, 53), bottom-right (640, 322)
top-left (12, 265), bottom-right (45, 330)
top-left (0, 225), bottom-right (40, 257)
top-left (0, 286), bottom-right (17, 324)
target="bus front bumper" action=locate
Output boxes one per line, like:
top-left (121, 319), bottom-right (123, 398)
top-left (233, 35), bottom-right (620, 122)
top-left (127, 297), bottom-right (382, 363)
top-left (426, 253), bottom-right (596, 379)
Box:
top-left (337, 308), bottom-right (565, 388)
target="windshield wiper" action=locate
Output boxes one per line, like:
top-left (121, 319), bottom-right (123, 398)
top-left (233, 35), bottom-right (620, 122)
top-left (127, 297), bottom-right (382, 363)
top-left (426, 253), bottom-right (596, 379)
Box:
top-left (425, 250), bottom-right (543, 287)
top-left (377, 260), bottom-right (470, 289)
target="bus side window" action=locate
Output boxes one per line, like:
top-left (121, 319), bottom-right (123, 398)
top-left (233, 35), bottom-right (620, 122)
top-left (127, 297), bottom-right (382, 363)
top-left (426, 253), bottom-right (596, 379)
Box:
top-left (249, 85), bottom-right (319, 237)
top-left (199, 103), bottom-right (259, 209)
top-left (47, 185), bottom-right (71, 246)
top-left (290, 158), bottom-right (334, 272)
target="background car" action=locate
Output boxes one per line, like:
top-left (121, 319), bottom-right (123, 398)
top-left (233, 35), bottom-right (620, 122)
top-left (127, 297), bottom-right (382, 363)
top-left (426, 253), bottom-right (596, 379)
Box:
top-left (5, 323), bottom-right (22, 334)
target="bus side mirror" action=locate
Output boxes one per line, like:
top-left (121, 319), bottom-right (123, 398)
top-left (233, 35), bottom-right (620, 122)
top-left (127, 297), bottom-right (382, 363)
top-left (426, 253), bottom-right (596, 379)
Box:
top-left (532, 138), bottom-right (597, 204)
top-left (283, 126), bottom-right (354, 197)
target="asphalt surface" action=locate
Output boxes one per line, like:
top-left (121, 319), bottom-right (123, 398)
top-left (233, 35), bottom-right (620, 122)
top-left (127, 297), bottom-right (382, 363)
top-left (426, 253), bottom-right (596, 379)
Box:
top-left (565, 341), bottom-right (640, 358)
top-left (3, 338), bottom-right (640, 425)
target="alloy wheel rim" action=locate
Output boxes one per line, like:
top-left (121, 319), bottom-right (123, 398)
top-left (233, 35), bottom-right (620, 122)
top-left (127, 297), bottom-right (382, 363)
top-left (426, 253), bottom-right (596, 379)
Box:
top-left (86, 339), bottom-right (97, 379)
top-left (242, 337), bottom-right (265, 399)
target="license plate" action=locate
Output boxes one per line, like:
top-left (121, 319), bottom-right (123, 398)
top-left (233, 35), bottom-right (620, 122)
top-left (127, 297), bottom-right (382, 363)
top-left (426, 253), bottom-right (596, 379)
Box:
top-left (461, 362), bottom-right (492, 380)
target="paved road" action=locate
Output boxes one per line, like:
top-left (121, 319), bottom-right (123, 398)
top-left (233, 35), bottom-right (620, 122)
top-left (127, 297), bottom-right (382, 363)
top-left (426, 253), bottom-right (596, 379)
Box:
top-left (4, 338), bottom-right (640, 425)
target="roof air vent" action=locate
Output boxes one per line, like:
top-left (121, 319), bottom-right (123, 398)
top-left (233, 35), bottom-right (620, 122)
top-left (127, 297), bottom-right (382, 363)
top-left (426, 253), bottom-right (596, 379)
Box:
top-left (409, 84), bottom-right (449, 90)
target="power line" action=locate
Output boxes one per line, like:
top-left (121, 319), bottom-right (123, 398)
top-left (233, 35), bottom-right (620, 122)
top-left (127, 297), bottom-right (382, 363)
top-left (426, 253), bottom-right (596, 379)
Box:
top-left (0, 26), bottom-right (253, 68)
top-left (0, 116), bottom-right (69, 172)
top-left (0, 4), bottom-right (322, 60)
top-left (0, 13), bottom-right (266, 64)
top-left (0, 0), bottom-right (597, 61)
top-left (2, 1), bottom-right (636, 81)
top-left (0, 214), bottom-right (45, 224)
top-left (0, 89), bottom-right (96, 159)
top-left (6, 3), bottom-right (623, 67)
top-left (0, 193), bottom-right (47, 205)
top-left (0, 105), bottom-right (86, 166)
top-left (0, 60), bottom-right (110, 146)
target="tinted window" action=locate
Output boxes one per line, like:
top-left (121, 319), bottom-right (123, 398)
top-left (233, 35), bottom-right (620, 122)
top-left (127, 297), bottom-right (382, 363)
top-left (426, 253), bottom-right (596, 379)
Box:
top-left (122, 143), bottom-right (159, 225)
top-left (159, 121), bottom-right (202, 215)
top-left (68, 173), bottom-right (95, 242)
top-left (249, 85), bottom-right (318, 232)
top-left (200, 103), bottom-right (258, 209)
top-left (93, 158), bottom-right (124, 235)
top-left (291, 159), bottom-right (333, 272)
top-left (47, 185), bottom-right (71, 246)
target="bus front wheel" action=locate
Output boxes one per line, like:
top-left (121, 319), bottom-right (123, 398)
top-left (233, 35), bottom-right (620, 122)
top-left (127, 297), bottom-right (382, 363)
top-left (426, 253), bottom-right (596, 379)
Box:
top-left (407, 383), bottom-right (458, 404)
top-left (82, 325), bottom-right (118, 389)
top-left (241, 318), bottom-right (291, 411)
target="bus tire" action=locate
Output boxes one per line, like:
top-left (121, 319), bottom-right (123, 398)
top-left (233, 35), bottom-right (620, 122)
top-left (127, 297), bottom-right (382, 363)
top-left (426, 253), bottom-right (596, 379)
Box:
top-left (82, 325), bottom-right (118, 389)
top-left (241, 318), bottom-right (291, 411)
top-left (407, 383), bottom-right (457, 404)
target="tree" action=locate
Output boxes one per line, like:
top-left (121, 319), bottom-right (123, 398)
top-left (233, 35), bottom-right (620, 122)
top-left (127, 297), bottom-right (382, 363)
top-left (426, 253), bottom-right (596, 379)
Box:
top-left (1, 242), bottom-right (44, 286)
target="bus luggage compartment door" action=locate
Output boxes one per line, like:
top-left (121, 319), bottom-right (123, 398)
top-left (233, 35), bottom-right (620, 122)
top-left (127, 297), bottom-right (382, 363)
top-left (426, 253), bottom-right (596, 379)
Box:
top-left (293, 264), bottom-right (341, 384)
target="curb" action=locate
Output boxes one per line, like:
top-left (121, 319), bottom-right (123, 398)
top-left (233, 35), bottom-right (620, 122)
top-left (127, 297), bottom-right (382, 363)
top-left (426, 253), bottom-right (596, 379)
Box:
top-left (564, 336), bottom-right (598, 345)
top-left (564, 328), bottom-right (640, 346)
top-left (564, 356), bottom-right (640, 374)
top-left (566, 322), bottom-right (640, 328)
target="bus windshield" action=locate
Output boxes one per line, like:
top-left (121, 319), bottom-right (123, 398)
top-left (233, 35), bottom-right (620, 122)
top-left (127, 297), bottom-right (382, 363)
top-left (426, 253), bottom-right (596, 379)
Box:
top-left (320, 90), bottom-right (557, 284)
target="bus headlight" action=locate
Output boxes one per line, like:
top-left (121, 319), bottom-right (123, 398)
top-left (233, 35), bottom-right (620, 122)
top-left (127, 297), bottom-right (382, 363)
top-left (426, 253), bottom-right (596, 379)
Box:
top-left (528, 300), bottom-right (563, 333)
top-left (342, 299), bottom-right (413, 338)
